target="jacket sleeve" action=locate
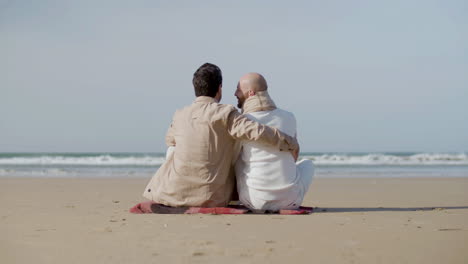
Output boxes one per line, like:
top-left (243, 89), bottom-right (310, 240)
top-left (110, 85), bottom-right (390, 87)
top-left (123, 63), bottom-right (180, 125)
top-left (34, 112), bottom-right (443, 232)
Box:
top-left (226, 109), bottom-right (299, 152)
top-left (165, 115), bottom-right (176, 147)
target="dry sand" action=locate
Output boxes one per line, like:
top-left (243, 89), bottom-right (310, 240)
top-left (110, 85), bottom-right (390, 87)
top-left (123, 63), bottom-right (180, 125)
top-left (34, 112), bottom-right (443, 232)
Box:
top-left (1, 177), bottom-right (467, 264)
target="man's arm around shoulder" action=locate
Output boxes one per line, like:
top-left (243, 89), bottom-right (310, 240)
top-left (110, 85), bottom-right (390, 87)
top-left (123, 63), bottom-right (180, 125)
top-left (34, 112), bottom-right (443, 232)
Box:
top-left (225, 107), bottom-right (299, 153)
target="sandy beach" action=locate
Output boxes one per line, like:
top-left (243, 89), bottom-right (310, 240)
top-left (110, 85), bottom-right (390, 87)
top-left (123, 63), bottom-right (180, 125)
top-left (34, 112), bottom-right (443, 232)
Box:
top-left (1, 177), bottom-right (467, 263)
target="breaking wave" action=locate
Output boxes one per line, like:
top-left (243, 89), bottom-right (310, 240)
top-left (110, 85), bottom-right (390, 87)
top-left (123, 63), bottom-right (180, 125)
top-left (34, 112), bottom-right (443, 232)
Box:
top-left (0, 155), bottom-right (166, 166)
top-left (0, 153), bottom-right (467, 166)
top-left (303, 153), bottom-right (468, 165)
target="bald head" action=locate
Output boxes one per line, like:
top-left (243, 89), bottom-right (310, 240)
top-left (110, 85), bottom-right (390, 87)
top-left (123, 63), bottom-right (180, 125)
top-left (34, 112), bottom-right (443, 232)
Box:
top-left (235, 72), bottom-right (268, 108)
top-left (239, 72), bottom-right (268, 92)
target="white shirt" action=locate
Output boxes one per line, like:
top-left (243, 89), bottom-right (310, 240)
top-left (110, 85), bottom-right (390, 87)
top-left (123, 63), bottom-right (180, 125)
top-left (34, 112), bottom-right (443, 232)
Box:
top-left (235, 108), bottom-right (301, 210)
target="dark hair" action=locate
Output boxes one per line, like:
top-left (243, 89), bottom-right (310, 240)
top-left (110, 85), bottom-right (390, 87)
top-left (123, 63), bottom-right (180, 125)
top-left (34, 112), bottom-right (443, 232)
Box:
top-left (192, 63), bottom-right (222, 97)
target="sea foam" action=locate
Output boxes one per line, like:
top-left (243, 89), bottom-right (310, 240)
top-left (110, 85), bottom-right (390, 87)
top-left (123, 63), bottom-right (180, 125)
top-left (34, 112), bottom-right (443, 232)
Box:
top-left (0, 155), bottom-right (166, 166)
top-left (303, 153), bottom-right (468, 165)
top-left (0, 153), bottom-right (467, 166)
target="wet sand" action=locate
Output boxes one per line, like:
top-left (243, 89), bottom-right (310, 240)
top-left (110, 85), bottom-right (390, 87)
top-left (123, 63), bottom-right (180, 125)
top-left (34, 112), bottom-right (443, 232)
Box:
top-left (1, 177), bottom-right (467, 263)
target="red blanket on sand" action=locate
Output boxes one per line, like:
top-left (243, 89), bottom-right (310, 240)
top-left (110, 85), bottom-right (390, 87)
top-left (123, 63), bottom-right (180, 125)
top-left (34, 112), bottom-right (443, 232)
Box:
top-left (130, 201), bottom-right (313, 215)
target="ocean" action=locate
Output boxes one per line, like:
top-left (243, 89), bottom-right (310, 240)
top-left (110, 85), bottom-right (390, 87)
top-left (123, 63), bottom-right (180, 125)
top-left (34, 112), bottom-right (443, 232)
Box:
top-left (0, 152), bottom-right (467, 178)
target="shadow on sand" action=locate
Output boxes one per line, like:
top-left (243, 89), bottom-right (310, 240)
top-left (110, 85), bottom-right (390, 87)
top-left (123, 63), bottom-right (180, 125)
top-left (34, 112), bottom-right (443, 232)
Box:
top-left (314, 206), bottom-right (468, 213)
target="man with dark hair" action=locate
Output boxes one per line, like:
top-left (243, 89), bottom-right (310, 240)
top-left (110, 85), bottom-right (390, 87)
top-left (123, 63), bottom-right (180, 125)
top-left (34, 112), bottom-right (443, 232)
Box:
top-left (134, 63), bottom-right (299, 210)
top-left (192, 63), bottom-right (223, 97)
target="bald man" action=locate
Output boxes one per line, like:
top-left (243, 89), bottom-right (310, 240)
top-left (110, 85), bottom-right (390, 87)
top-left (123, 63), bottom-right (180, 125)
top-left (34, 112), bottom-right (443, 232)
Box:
top-left (234, 73), bottom-right (314, 211)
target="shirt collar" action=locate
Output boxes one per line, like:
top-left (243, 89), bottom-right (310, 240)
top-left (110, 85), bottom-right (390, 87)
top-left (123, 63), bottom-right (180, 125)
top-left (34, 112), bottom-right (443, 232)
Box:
top-left (194, 96), bottom-right (218, 104)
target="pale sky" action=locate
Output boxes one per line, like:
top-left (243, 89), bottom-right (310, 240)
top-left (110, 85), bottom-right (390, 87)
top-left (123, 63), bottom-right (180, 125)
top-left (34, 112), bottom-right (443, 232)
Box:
top-left (1, 0), bottom-right (467, 153)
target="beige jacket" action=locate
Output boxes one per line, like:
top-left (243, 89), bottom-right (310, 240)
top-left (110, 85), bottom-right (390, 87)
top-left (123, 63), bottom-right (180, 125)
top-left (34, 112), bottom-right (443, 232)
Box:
top-left (143, 96), bottom-right (299, 207)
